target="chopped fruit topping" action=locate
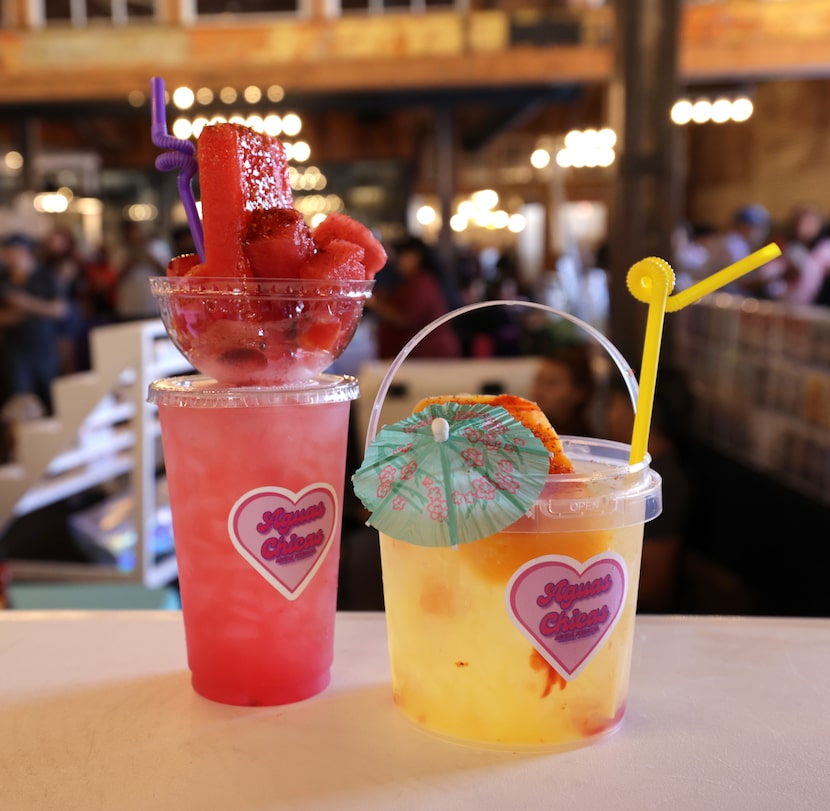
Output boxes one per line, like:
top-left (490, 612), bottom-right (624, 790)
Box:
top-left (198, 123), bottom-right (293, 276)
top-left (159, 122), bottom-right (381, 385)
top-left (302, 239), bottom-right (366, 282)
top-left (313, 212), bottom-right (387, 278)
top-left (414, 393), bottom-right (575, 474)
top-left (242, 208), bottom-right (315, 278)
top-left (167, 252), bottom-right (202, 277)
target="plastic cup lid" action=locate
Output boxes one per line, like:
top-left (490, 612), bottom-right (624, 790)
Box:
top-left (508, 437), bottom-right (664, 532)
top-left (147, 373), bottom-right (359, 408)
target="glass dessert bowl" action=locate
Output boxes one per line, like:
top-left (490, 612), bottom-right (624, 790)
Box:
top-left (151, 275), bottom-right (374, 387)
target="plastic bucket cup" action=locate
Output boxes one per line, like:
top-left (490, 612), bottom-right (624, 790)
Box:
top-left (365, 301), bottom-right (662, 749)
top-left (148, 373), bottom-right (359, 706)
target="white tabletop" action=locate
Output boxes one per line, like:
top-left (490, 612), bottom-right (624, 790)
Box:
top-left (1, 611), bottom-right (828, 810)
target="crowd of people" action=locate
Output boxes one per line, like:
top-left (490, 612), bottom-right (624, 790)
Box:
top-left (1, 207), bottom-right (823, 613)
top-left (8, 199), bottom-right (823, 434)
top-left (673, 201), bottom-right (830, 306)
top-left (365, 199), bottom-right (830, 376)
top-left (0, 221), bottom-right (174, 460)
top-left (346, 231), bottom-right (703, 613)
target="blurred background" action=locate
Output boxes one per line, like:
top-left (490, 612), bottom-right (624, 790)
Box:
top-left (0, 0), bottom-right (828, 615)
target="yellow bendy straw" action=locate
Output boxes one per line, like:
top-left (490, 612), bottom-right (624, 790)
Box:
top-left (626, 242), bottom-right (782, 465)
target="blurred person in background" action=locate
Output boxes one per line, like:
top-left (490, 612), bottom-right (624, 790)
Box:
top-left (82, 242), bottom-right (118, 328)
top-left (171, 223), bottom-right (197, 258)
top-left (463, 249), bottom-right (532, 358)
top-left (671, 220), bottom-right (716, 290)
top-left (367, 235), bottom-right (462, 360)
top-left (531, 343), bottom-right (598, 437)
top-left (764, 202), bottom-right (830, 305)
top-left (41, 225), bottom-right (89, 374)
top-left (0, 233), bottom-right (68, 418)
top-left (700, 204), bottom-right (771, 293)
top-left (806, 243), bottom-right (830, 306)
top-left (114, 220), bottom-right (169, 321)
top-left (604, 367), bottom-right (692, 613)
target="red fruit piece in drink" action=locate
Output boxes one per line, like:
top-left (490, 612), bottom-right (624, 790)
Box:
top-left (302, 239), bottom-right (366, 282)
top-left (200, 319), bottom-right (270, 381)
top-left (299, 239), bottom-right (366, 355)
top-left (167, 253), bottom-right (202, 277)
top-left (313, 212), bottom-right (387, 278)
top-left (243, 208), bottom-right (315, 279)
top-left (298, 318), bottom-right (343, 355)
top-left (198, 122), bottom-right (293, 276)
top-left (529, 649), bottom-right (567, 697)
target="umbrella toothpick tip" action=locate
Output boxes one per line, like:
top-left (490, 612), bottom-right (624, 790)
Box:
top-left (431, 418), bottom-right (450, 443)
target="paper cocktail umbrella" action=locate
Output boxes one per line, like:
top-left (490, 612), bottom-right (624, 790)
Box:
top-left (353, 401), bottom-right (551, 548)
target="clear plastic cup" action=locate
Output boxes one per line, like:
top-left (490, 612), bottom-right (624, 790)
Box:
top-left (364, 301), bottom-right (662, 749)
top-left (148, 373), bottom-right (358, 706)
top-left (379, 435), bottom-right (661, 749)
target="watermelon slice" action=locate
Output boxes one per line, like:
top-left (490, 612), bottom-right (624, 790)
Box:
top-left (313, 212), bottom-right (387, 278)
top-left (197, 123), bottom-right (293, 276)
top-left (301, 239), bottom-right (365, 282)
top-left (167, 252), bottom-right (202, 277)
top-left (157, 121), bottom-right (381, 385)
top-left (243, 208), bottom-right (315, 279)
top-left (299, 239), bottom-right (366, 349)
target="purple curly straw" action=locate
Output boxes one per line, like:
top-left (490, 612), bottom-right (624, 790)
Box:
top-left (150, 76), bottom-right (205, 262)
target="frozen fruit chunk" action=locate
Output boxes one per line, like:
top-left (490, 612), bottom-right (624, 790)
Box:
top-left (242, 208), bottom-right (315, 278)
top-left (167, 252), bottom-right (202, 277)
top-left (198, 123), bottom-right (293, 276)
top-left (313, 212), bottom-right (387, 278)
top-left (302, 239), bottom-right (365, 282)
top-left (299, 240), bottom-right (367, 355)
top-left (414, 394), bottom-right (574, 474)
top-left (298, 316), bottom-right (343, 354)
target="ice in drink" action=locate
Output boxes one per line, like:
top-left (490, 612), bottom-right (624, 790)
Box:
top-left (378, 437), bottom-right (661, 749)
top-left (149, 374), bottom-right (358, 706)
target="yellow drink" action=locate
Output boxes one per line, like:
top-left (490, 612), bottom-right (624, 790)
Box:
top-left (379, 437), bottom-right (661, 749)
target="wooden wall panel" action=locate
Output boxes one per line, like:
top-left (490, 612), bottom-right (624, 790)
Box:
top-left (2, 3), bottom-right (830, 104)
top-left (685, 79), bottom-right (830, 228)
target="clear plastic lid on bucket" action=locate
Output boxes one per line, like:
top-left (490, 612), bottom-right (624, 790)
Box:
top-left (148, 373), bottom-right (359, 408)
top-left (507, 437), bottom-right (663, 533)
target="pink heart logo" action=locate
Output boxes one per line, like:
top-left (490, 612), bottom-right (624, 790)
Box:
top-left (228, 484), bottom-right (337, 600)
top-left (506, 553), bottom-right (628, 680)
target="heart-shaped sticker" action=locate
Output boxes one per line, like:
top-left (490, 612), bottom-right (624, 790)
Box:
top-left (228, 484), bottom-right (337, 600)
top-left (505, 553), bottom-right (627, 680)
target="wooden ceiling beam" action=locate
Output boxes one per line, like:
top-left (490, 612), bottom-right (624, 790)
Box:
top-left (0, 3), bottom-right (828, 106)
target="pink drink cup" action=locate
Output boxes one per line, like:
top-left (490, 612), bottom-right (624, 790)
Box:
top-left (148, 374), bottom-right (358, 706)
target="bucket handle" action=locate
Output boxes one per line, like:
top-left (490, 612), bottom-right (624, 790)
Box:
top-left (364, 299), bottom-right (639, 451)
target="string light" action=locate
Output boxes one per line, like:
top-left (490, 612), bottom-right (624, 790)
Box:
top-left (416, 205), bottom-right (437, 226)
top-left (172, 87), bottom-right (195, 110)
top-left (530, 148), bottom-right (551, 169)
top-left (421, 191), bottom-right (527, 235)
top-left (243, 86), bottom-right (262, 104)
top-left (670, 95), bottom-right (754, 125)
top-left (282, 113), bottom-right (302, 137)
top-left (33, 188), bottom-right (73, 213)
top-left (543, 128), bottom-right (617, 169)
top-left (3, 150), bottom-right (23, 172)
top-left (124, 203), bottom-right (158, 222)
